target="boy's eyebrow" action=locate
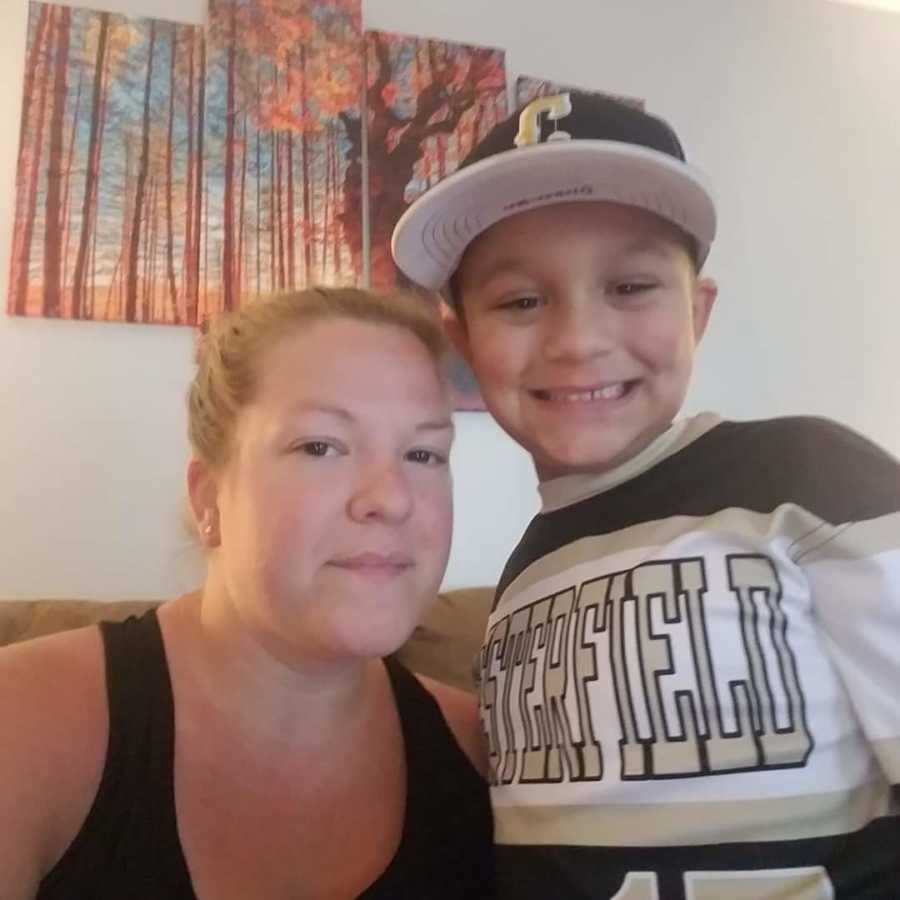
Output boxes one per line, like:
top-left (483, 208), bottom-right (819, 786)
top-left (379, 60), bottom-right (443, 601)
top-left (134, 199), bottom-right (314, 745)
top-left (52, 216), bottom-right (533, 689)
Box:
top-left (464, 258), bottom-right (529, 286)
top-left (617, 239), bottom-right (680, 260)
top-left (469, 241), bottom-right (680, 285)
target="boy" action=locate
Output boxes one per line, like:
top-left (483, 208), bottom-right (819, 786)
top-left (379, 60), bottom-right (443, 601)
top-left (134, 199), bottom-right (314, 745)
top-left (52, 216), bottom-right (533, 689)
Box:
top-left (392, 91), bottom-right (900, 899)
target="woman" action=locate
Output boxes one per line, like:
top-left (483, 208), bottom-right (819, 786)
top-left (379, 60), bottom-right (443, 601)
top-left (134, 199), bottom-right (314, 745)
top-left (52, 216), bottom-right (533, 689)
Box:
top-left (0, 287), bottom-right (493, 898)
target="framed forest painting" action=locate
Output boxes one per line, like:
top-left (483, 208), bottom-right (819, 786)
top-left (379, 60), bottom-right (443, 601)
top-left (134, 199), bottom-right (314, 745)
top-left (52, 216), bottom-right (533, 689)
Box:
top-left (8, 0), bottom-right (516, 411)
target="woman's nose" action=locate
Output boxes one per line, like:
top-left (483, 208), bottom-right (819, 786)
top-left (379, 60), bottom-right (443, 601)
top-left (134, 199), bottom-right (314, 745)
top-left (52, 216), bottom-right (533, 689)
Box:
top-left (347, 461), bottom-right (414, 524)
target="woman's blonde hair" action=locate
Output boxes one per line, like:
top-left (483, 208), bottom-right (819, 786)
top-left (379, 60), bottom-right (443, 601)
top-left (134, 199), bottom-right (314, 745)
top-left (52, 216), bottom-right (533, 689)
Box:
top-left (188, 286), bottom-right (448, 468)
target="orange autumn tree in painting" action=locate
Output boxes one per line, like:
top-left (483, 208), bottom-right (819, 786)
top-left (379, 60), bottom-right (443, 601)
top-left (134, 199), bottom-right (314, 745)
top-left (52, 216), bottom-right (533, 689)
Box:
top-left (364, 31), bottom-right (506, 290)
top-left (202, 0), bottom-right (361, 321)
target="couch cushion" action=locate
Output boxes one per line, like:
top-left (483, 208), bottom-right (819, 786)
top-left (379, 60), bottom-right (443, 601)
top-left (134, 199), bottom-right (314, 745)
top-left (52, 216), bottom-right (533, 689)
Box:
top-left (0, 587), bottom-right (494, 693)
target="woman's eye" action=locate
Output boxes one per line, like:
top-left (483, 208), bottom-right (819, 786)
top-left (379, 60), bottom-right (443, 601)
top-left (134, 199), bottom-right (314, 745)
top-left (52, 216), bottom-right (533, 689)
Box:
top-left (405, 448), bottom-right (447, 466)
top-left (298, 440), bottom-right (336, 457)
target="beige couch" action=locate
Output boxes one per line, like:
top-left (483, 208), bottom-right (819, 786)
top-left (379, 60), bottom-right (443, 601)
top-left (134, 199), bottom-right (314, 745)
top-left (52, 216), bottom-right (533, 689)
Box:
top-left (0, 587), bottom-right (493, 694)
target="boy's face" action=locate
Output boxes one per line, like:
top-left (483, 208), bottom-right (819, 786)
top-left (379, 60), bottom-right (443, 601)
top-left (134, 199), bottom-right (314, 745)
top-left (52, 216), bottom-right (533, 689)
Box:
top-left (450, 202), bottom-right (717, 480)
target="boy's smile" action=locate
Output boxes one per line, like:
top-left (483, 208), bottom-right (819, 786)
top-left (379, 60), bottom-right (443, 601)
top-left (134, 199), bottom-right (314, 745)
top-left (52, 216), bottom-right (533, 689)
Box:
top-left (451, 202), bottom-right (717, 481)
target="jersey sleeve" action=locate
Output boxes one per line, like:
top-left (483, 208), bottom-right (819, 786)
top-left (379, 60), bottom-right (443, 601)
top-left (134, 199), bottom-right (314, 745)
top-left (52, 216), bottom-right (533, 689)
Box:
top-left (792, 422), bottom-right (900, 787)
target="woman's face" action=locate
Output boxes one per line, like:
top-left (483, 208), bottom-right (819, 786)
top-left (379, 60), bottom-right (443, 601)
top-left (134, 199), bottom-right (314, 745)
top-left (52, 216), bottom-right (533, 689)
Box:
top-left (209, 318), bottom-right (454, 663)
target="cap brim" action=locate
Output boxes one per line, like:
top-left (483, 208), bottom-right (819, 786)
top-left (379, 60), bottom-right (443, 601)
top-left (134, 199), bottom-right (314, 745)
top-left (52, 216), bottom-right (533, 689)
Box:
top-left (392, 141), bottom-right (717, 290)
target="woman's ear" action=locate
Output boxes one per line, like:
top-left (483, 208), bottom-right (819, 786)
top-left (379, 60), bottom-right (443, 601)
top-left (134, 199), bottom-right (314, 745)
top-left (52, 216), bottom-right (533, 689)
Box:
top-left (187, 458), bottom-right (220, 547)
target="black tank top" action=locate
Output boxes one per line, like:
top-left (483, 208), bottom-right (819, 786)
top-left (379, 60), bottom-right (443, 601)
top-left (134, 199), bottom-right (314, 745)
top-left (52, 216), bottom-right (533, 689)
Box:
top-left (37, 611), bottom-right (494, 898)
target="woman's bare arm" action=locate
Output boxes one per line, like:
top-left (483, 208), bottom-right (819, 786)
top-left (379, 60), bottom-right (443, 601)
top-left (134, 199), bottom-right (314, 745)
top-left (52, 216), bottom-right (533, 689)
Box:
top-left (417, 675), bottom-right (489, 777)
top-left (0, 628), bottom-right (108, 898)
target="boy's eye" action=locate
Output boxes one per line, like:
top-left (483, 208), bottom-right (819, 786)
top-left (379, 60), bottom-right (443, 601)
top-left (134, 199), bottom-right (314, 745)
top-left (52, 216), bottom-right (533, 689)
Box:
top-left (405, 448), bottom-right (447, 466)
top-left (613, 280), bottom-right (656, 297)
top-left (499, 294), bottom-right (542, 312)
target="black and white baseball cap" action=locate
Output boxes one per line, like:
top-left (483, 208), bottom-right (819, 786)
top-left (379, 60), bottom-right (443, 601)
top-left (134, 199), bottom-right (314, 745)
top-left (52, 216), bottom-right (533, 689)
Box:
top-left (391, 90), bottom-right (717, 291)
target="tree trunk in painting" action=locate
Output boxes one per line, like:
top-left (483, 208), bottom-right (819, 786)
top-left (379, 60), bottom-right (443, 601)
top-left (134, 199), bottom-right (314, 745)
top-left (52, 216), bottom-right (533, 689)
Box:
top-left (286, 128), bottom-right (296, 289)
top-left (331, 123), bottom-right (341, 280)
top-left (10, 6), bottom-right (49, 313)
top-left (143, 172), bottom-right (156, 322)
top-left (61, 70), bottom-right (84, 304)
top-left (237, 111), bottom-right (248, 299)
top-left (88, 59), bottom-right (112, 318)
top-left (255, 61), bottom-right (261, 296)
top-left (42, 5), bottom-right (72, 318)
top-left (11, 8), bottom-right (53, 315)
top-left (300, 45), bottom-right (313, 284)
top-left (276, 130), bottom-right (285, 290)
top-left (165, 22), bottom-right (180, 323)
top-left (126, 20), bottom-right (157, 322)
top-left (183, 30), bottom-right (195, 310)
top-left (114, 134), bottom-right (135, 320)
top-left (336, 110), bottom-right (362, 280)
top-left (285, 50), bottom-right (296, 289)
top-left (72, 11), bottom-right (110, 319)
top-left (222, 1), bottom-right (237, 311)
top-left (190, 34), bottom-right (206, 323)
top-left (269, 128), bottom-right (276, 292)
top-left (17, 5), bottom-right (51, 172)
top-left (321, 124), bottom-right (330, 280)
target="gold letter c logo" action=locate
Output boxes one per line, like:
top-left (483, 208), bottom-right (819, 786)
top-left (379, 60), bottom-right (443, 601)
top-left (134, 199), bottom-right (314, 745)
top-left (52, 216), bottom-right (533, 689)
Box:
top-left (514, 92), bottom-right (573, 148)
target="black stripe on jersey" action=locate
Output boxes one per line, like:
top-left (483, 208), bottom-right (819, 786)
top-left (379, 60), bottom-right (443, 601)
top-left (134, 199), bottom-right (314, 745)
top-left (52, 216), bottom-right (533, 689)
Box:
top-left (498, 417), bottom-right (900, 601)
top-left (496, 813), bottom-right (900, 900)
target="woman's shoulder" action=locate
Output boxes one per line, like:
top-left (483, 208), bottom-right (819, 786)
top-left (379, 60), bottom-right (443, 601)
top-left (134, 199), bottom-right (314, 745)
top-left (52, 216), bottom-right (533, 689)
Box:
top-left (0, 626), bottom-right (108, 893)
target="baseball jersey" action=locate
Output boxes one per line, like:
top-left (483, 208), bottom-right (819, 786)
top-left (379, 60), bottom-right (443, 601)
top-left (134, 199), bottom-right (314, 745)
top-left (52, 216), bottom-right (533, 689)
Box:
top-left (479, 414), bottom-right (900, 899)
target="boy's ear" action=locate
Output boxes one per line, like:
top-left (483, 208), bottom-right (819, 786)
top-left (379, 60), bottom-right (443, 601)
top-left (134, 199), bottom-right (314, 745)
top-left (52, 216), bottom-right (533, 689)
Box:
top-left (691, 277), bottom-right (718, 345)
top-left (187, 458), bottom-right (220, 547)
top-left (440, 299), bottom-right (472, 365)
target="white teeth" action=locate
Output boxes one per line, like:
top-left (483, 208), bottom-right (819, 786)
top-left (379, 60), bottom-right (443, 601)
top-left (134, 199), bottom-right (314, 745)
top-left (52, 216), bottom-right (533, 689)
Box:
top-left (598, 383), bottom-right (626, 400)
top-left (544, 383), bottom-right (627, 402)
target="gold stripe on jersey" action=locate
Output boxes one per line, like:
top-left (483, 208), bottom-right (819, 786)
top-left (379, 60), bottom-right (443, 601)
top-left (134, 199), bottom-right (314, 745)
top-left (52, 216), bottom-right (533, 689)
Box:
top-left (493, 782), bottom-right (895, 847)
top-left (494, 504), bottom-right (830, 616)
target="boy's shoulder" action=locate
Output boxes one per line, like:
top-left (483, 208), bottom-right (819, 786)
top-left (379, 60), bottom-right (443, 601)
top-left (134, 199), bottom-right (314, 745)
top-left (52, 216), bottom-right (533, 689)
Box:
top-left (685, 414), bottom-right (900, 521)
top-left (500, 415), bottom-right (899, 597)
top-left (550, 413), bottom-right (898, 522)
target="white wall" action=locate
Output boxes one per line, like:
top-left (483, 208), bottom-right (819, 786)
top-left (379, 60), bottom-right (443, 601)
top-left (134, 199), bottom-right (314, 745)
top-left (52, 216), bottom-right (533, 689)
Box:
top-left (1, 0), bottom-right (897, 600)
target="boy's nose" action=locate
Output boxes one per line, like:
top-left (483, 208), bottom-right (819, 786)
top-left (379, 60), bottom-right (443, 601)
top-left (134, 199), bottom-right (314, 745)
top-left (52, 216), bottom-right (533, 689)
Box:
top-left (348, 462), bottom-right (414, 524)
top-left (542, 298), bottom-right (617, 363)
